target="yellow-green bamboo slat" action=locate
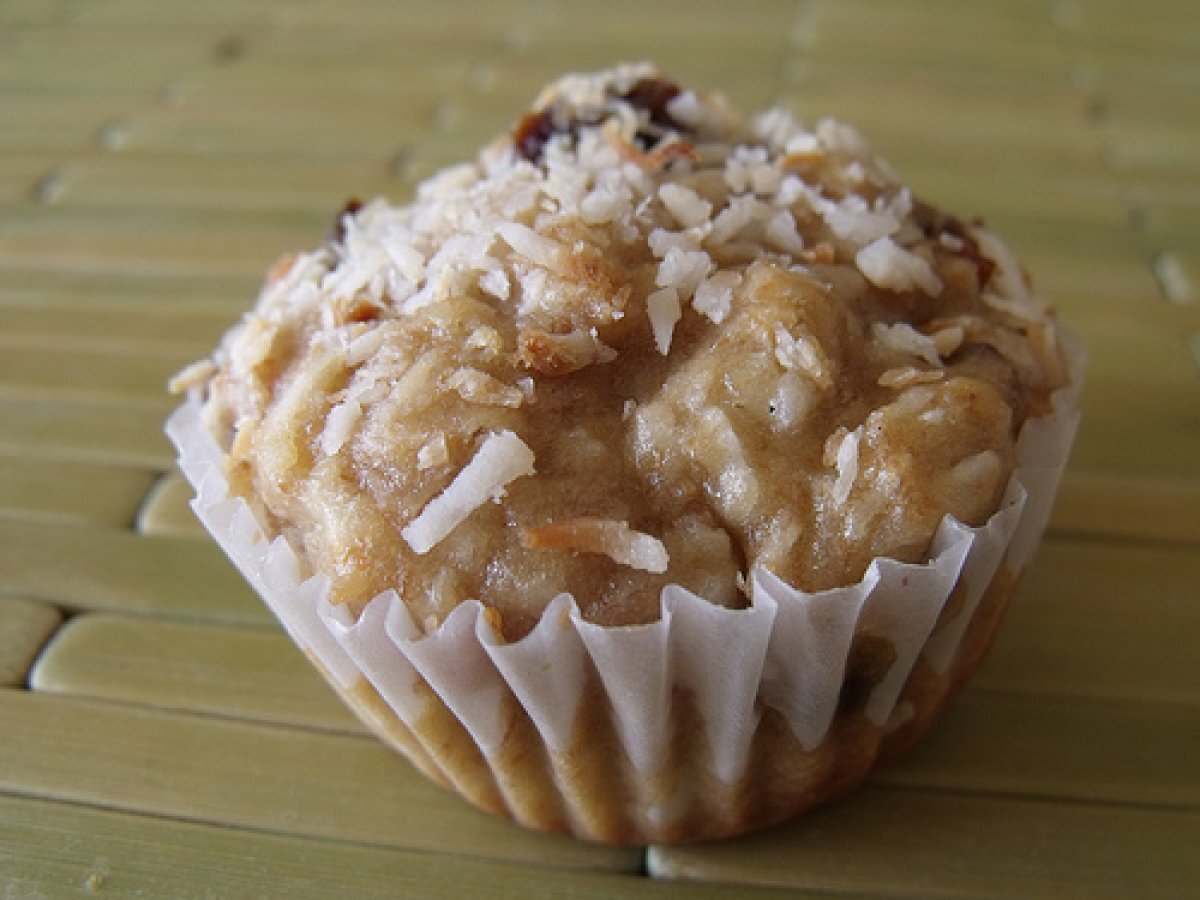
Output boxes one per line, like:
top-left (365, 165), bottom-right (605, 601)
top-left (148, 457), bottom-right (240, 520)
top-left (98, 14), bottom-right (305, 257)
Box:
top-left (0, 301), bottom-right (236, 358)
top-left (1011, 245), bottom-right (1163, 316)
top-left (1079, 61), bottom-right (1200, 118)
top-left (0, 393), bottom-right (173, 467)
top-left (900, 160), bottom-right (1128, 235)
top-left (773, 111), bottom-right (1100, 187)
top-left (1070, 1), bottom-right (1200, 59)
top-left (137, 470), bottom-right (207, 537)
top-left (0, 0), bottom-right (65, 27)
top-left (48, 151), bottom-right (407, 214)
top-left (0, 90), bottom-right (139, 152)
top-left (0, 341), bottom-right (187, 403)
top-left (880, 690), bottom-right (1199, 808)
top-left (0, 456), bottom-right (156, 527)
top-left (31, 614), bottom-right (360, 733)
top-left (0, 518), bottom-right (268, 623)
top-left (114, 91), bottom-right (436, 159)
top-left (648, 786), bottom-right (1200, 897)
top-left (272, 0), bottom-right (533, 30)
top-left (1098, 76), bottom-right (1200, 144)
top-left (800, 0), bottom-right (1065, 56)
top-left (1104, 125), bottom-right (1200, 181)
top-left (1051, 473), bottom-right (1200, 545)
top-left (0, 689), bottom-right (639, 873)
top-left (977, 540), bottom-right (1200, 706)
top-left (66, 0), bottom-right (283, 27)
top-left (0, 202), bottom-right (322, 279)
top-left (1, 264), bottom-right (255, 313)
top-left (0, 27), bottom-right (231, 93)
top-left (0, 794), bottom-right (807, 900)
top-left (0, 597), bottom-right (62, 687)
top-left (176, 44), bottom-right (476, 101)
top-left (0, 149), bottom-right (65, 203)
top-left (1140, 215), bottom-right (1200, 269)
top-left (1066, 375), bottom-right (1200, 481)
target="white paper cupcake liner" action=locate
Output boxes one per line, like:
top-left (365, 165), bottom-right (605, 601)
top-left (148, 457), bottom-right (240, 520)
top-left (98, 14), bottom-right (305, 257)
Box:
top-left (167, 334), bottom-right (1083, 844)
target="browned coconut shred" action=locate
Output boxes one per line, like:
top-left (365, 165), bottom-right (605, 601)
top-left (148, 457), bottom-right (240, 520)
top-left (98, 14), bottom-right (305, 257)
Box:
top-left (521, 518), bottom-right (670, 574)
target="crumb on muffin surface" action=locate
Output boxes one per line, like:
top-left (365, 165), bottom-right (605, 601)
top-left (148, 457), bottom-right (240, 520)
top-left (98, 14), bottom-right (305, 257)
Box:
top-left (187, 63), bottom-right (1068, 641)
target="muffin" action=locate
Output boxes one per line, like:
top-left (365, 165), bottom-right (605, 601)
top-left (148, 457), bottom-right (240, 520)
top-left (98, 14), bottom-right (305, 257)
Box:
top-left (169, 63), bottom-right (1082, 844)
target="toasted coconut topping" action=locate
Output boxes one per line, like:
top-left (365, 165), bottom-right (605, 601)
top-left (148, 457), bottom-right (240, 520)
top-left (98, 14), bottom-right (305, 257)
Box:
top-left (344, 327), bottom-right (389, 367)
top-left (856, 237), bottom-right (943, 296)
top-left (828, 425), bottom-right (863, 506)
top-left (465, 324), bottom-right (505, 357)
top-left (402, 430), bottom-right (535, 554)
top-left (973, 227), bottom-right (1035, 313)
top-left (478, 268), bottom-right (511, 301)
top-left (765, 209), bottom-right (804, 253)
top-left (444, 367), bottom-right (525, 407)
top-left (521, 517), bottom-right (670, 573)
top-left (817, 189), bottom-right (910, 247)
top-left (692, 270), bottom-right (740, 324)
top-left (774, 323), bottom-right (828, 385)
top-left (872, 322), bottom-right (943, 366)
top-left (168, 359), bottom-right (217, 395)
top-left (497, 221), bottom-right (563, 271)
top-left (656, 247), bottom-right (714, 298)
top-left (878, 367), bottom-right (946, 389)
top-left (518, 328), bottom-right (617, 376)
top-left (320, 399), bottom-right (363, 455)
top-left (191, 63), bottom-right (1070, 637)
top-left (416, 433), bottom-right (450, 470)
top-left (659, 183), bottom-right (713, 228)
top-left (647, 286), bottom-right (682, 355)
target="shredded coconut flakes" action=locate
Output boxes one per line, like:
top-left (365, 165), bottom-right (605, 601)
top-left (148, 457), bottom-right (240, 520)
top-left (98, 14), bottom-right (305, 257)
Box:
top-left (416, 433), bottom-right (450, 470)
top-left (497, 221), bottom-right (562, 270)
top-left (692, 270), bottom-right (740, 324)
top-left (878, 367), bottom-right (945, 389)
top-left (872, 322), bottom-right (943, 366)
top-left (829, 426), bottom-right (862, 506)
top-left (647, 286), bottom-right (682, 355)
top-left (444, 367), bottom-right (525, 407)
top-left (774, 324), bottom-right (827, 384)
top-left (401, 430), bottom-right (536, 554)
top-left (765, 209), bottom-right (804, 254)
top-left (659, 183), bottom-right (713, 228)
top-left (320, 400), bottom-right (363, 456)
top-left (856, 237), bottom-right (943, 296)
top-left (656, 247), bottom-right (714, 297)
top-left (521, 517), bottom-right (670, 573)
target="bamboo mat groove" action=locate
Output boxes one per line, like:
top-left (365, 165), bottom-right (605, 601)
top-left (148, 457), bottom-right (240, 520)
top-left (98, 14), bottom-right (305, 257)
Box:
top-left (2, 0), bottom-right (1198, 896)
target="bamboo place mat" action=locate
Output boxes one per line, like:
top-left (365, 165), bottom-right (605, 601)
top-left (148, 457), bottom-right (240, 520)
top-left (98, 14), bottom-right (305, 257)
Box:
top-left (2, 0), bottom-right (1199, 896)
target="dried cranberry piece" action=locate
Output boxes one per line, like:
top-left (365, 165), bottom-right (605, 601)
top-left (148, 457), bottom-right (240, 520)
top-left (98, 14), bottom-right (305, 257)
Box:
top-left (620, 77), bottom-right (683, 131)
top-left (329, 198), bottom-right (363, 244)
top-left (513, 108), bottom-right (560, 163)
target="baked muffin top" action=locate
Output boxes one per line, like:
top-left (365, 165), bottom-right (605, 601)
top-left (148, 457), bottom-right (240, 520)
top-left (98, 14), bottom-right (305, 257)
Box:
top-left (184, 63), bottom-right (1068, 640)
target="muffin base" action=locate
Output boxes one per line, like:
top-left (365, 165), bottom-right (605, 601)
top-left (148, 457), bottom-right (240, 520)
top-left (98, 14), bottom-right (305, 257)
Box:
top-left (167, 336), bottom-right (1081, 846)
top-left (312, 562), bottom-right (1020, 846)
